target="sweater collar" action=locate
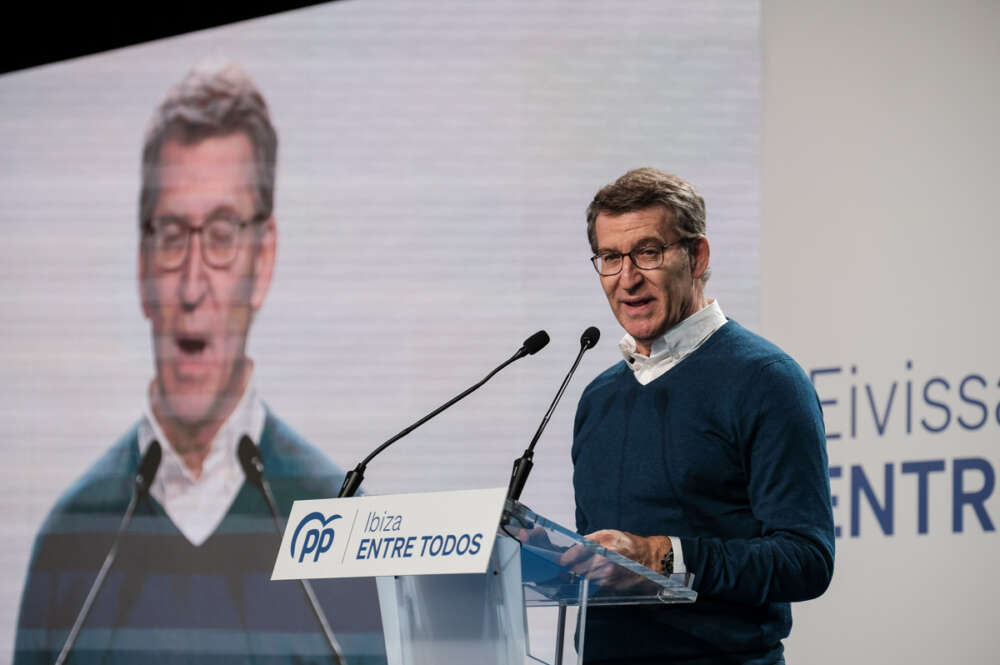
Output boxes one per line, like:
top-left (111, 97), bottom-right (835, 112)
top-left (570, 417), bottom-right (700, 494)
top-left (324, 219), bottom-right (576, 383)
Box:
top-left (618, 300), bottom-right (727, 374)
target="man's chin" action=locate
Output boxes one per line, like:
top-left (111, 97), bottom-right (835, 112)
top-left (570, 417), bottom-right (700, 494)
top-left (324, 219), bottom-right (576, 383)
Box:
top-left (621, 319), bottom-right (665, 342)
top-left (160, 394), bottom-right (225, 431)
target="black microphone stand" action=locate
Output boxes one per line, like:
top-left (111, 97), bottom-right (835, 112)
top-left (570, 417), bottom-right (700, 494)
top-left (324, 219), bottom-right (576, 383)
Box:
top-left (238, 437), bottom-right (346, 665)
top-left (54, 441), bottom-right (162, 665)
top-left (507, 327), bottom-right (600, 501)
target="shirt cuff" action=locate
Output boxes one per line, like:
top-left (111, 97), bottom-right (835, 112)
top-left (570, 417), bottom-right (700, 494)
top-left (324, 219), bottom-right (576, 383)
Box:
top-left (668, 536), bottom-right (686, 574)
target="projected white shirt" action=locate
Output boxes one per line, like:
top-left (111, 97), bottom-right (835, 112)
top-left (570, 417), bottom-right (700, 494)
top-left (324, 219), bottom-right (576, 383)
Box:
top-left (617, 299), bottom-right (728, 573)
top-left (137, 374), bottom-right (266, 546)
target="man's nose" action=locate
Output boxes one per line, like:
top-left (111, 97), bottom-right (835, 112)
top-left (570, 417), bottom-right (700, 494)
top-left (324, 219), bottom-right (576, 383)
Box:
top-left (179, 233), bottom-right (208, 309)
top-left (619, 256), bottom-right (644, 290)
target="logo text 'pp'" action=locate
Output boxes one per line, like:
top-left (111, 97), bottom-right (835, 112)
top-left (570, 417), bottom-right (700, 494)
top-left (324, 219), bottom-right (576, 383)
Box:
top-left (290, 512), bottom-right (342, 562)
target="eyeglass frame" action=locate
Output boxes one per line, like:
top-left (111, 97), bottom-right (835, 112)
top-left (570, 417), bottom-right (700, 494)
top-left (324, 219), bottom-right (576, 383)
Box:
top-left (589, 238), bottom-right (692, 276)
top-left (141, 211), bottom-right (269, 271)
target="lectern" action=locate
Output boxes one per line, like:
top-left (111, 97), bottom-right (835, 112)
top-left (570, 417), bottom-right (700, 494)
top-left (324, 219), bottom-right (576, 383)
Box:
top-left (375, 499), bottom-right (696, 665)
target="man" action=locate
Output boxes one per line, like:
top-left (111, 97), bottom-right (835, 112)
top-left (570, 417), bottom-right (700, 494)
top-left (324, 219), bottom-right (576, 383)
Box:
top-left (14, 62), bottom-right (385, 664)
top-left (571, 168), bottom-right (834, 664)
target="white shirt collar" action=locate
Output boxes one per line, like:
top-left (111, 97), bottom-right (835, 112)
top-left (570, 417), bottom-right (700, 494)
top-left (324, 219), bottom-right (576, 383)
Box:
top-left (138, 371), bottom-right (266, 546)
top-left (618, 299), bottom-right (728, 385)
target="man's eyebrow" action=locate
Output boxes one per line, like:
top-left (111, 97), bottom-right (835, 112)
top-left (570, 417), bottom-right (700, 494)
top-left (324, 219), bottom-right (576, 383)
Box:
top-left (597, 236), bottom-right (665, 253)
top-left (150, 205), bottom-right (244, 227)
top-left (205, 205), bottom-right (242, 221)
top-left (151, 213), bottom-right (186, 224)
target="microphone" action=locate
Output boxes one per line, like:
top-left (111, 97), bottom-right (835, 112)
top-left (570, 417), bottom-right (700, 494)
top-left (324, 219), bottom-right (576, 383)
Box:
top-left (338, 330), bottom-right (550, 498)
top-left (136, 441), bottom-right (162, 492)
top-left (237, 437), bottom-right (282, 533)
top-left (580, 325), bottom-right (600, 351)
top-left (506, 326), bottom-right (600, 501)
top-left (237, 436), bottom-right (346, 665)
top-left (516, 330), bottom-right (551, 359)
top-left (55, 441), bottom-right (162, 665)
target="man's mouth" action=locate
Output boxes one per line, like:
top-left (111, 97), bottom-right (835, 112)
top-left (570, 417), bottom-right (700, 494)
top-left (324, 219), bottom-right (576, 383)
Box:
top-left (176, 335), bottom-right (208, 355)
top-left (621, 297), bottom-right (654, 311)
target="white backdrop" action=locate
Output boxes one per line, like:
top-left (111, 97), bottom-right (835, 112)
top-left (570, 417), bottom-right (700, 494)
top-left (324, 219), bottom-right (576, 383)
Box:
top-left (764, 1), bottom-right (999, 662)
top-left (0, 1), bottom-right (760, 661)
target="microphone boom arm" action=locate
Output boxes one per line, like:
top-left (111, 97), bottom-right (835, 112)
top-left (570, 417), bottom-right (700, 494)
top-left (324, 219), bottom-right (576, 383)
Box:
top-left (54, 441), bottom-right (162, 665)
top-left (339, 331), bottom-right (549, 498)
top-left (506, 327), bottom-right (599, 501)
top-left (238, 437), bottom-right (347, 665)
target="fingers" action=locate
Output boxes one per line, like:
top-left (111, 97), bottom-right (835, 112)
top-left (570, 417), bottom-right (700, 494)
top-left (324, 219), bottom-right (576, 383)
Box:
top-left (558, 543), bottom-right (593, 570)
top-left (557, 529), bottom-right (667, 590)
top-left (589, 529), bottom-right (634, 552)
top-left (557, 529), bottom-right (638, 587)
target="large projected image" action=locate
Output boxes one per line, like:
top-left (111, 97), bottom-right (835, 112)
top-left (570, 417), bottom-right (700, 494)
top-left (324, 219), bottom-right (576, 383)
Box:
top-left (0, 2), bottom-right (759, 662)
top-left (14, 62), bottom-right (387, 665)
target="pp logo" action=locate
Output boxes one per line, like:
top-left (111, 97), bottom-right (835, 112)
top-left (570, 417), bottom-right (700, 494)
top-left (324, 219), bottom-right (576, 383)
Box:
top-left (290, 512), bottom-right (342, 563)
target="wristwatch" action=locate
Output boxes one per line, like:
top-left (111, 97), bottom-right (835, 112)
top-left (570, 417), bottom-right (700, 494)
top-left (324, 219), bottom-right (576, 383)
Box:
top-left (661, 548), bottom-right (674, 575)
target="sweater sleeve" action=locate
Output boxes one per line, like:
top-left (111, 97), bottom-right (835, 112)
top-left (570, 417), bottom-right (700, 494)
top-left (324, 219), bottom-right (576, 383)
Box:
top-left (680, 357), bottom-right (835, 605)
top-left (13, 543), bottom-right (52, 665)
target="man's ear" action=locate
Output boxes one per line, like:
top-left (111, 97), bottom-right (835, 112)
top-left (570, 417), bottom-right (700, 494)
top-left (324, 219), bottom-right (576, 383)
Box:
top-left (250, 216), bottom-right (276, 311)
top-left (689, 236), bottom-right (710, 281)
top-left (138, 241), bottom-right (152, 320)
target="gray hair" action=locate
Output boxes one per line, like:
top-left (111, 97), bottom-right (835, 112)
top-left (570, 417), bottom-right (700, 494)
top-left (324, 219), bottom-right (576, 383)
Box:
top-left (139, 61), bottom-right (278, 228)
top-left (586, 167), bottom-right (709, 282)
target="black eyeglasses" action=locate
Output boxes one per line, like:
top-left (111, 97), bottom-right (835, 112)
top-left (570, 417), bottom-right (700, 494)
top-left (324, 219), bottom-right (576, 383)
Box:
top-left (590, 240), bottom-right (688, 276)
top-left (143, 212), bottom-right (266, 270)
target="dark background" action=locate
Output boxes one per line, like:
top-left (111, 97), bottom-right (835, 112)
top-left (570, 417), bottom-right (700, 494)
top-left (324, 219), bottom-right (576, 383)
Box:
top-left (1, 2), bottom-right (328, 74)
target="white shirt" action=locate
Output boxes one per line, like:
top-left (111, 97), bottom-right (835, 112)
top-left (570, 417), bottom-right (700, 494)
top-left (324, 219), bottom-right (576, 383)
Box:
top-left (619, 299), bottom-right (729, 386)
top-left (618, 299), bottom-right (728, 574)
top-left (138, 375), bottom-right (266, 546)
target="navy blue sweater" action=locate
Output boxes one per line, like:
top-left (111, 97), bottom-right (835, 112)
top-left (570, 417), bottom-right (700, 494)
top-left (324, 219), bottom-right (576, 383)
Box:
top-left (14, 412), bottom-right (386, 665)
top-left (573, 321), bottom-right (834, 664)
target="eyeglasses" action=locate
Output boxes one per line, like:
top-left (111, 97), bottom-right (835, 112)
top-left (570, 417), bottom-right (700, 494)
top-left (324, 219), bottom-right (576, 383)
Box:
top-left (590, 240), bottom-right (688, 276)
top-left (143, 213), bottom-right (266, 270)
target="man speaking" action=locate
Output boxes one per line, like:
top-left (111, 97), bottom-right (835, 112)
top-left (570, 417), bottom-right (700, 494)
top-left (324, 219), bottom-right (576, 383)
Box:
top-left (14, 62), bottom-right (384, 664)
top-left (572, 168), bottom-right (834, 664)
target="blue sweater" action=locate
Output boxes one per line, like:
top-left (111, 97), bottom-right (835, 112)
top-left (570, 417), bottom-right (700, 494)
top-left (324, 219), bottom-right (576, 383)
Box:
top-left (14, 412), bottom-right (386, 665)
top-left (572, 321), bottom-right (834, 664)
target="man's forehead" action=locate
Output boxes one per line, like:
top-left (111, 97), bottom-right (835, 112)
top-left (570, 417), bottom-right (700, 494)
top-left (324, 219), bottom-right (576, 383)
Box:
top-left (153, 134), bottom-right (258, 215)
top-left (156, 134), bottom-right (256, 183)
top-left (595, 206), bottom-right (675, 243)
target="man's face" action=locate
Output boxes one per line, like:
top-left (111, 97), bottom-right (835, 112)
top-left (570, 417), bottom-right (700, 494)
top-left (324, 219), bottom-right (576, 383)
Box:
top-left (594, 206), bottom-right (704, 354)
top-left (140, 133), bottom-right (275, 428)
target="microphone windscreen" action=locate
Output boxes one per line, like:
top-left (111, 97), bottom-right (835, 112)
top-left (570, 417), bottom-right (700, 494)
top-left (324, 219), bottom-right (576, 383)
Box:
top-left (137, 440), bottom-right (162, 493)
top-left (580, 326), bottom-right (601, 349)
top-left (237, 435), bottom-right (264, 486)
top-left (522, 330), bottom-right (550, 355)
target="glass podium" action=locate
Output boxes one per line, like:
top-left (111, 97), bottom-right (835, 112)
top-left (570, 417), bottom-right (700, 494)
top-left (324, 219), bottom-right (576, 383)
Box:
top-left (376, 500), bottom-right (696, 665)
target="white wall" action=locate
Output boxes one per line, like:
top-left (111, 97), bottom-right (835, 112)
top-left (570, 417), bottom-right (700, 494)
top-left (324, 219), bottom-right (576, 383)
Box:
top-left (763, 1), bottom-right (1000, 662)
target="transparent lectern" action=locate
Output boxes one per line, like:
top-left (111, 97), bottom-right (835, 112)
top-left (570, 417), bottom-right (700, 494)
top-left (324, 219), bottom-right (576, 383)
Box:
top-left (375, 500), bottom-right (696, 665)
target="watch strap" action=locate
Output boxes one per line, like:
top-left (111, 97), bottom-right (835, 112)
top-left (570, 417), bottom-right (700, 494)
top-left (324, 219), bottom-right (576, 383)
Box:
top-left (661, 548), bottom-right (674, 575)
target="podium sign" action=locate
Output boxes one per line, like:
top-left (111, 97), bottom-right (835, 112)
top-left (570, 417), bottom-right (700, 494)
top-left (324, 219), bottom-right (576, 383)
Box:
top-left (271, 487), bottom-right (507, 580)
top-left (271, 491), bottom-right (696, 664)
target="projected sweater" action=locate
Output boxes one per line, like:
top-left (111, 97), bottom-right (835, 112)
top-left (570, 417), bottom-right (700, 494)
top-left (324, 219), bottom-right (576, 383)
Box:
top-left (573, 321), bottom-right (834, 664)
top-left (14, 412), bottom-right (386, 665)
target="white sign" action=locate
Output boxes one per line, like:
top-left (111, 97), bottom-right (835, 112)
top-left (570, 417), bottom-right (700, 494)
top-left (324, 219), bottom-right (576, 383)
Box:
top-left (271, 487), bottom-right (507, 580)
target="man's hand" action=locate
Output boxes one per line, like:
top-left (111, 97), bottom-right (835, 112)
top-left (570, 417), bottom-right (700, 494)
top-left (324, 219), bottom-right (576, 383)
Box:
top-left (584, 530), bottom-right (672, 572)
top-left (558, 529), bottom-right (672, 588)
top-left (503, 524), bottom-right (553, 549)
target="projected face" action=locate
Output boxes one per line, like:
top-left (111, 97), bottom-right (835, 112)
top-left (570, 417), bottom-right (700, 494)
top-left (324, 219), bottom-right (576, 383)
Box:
top-left (140, 133), bottom-right (275, 430)
top-left (594, 206), bottom-right (705, 355)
